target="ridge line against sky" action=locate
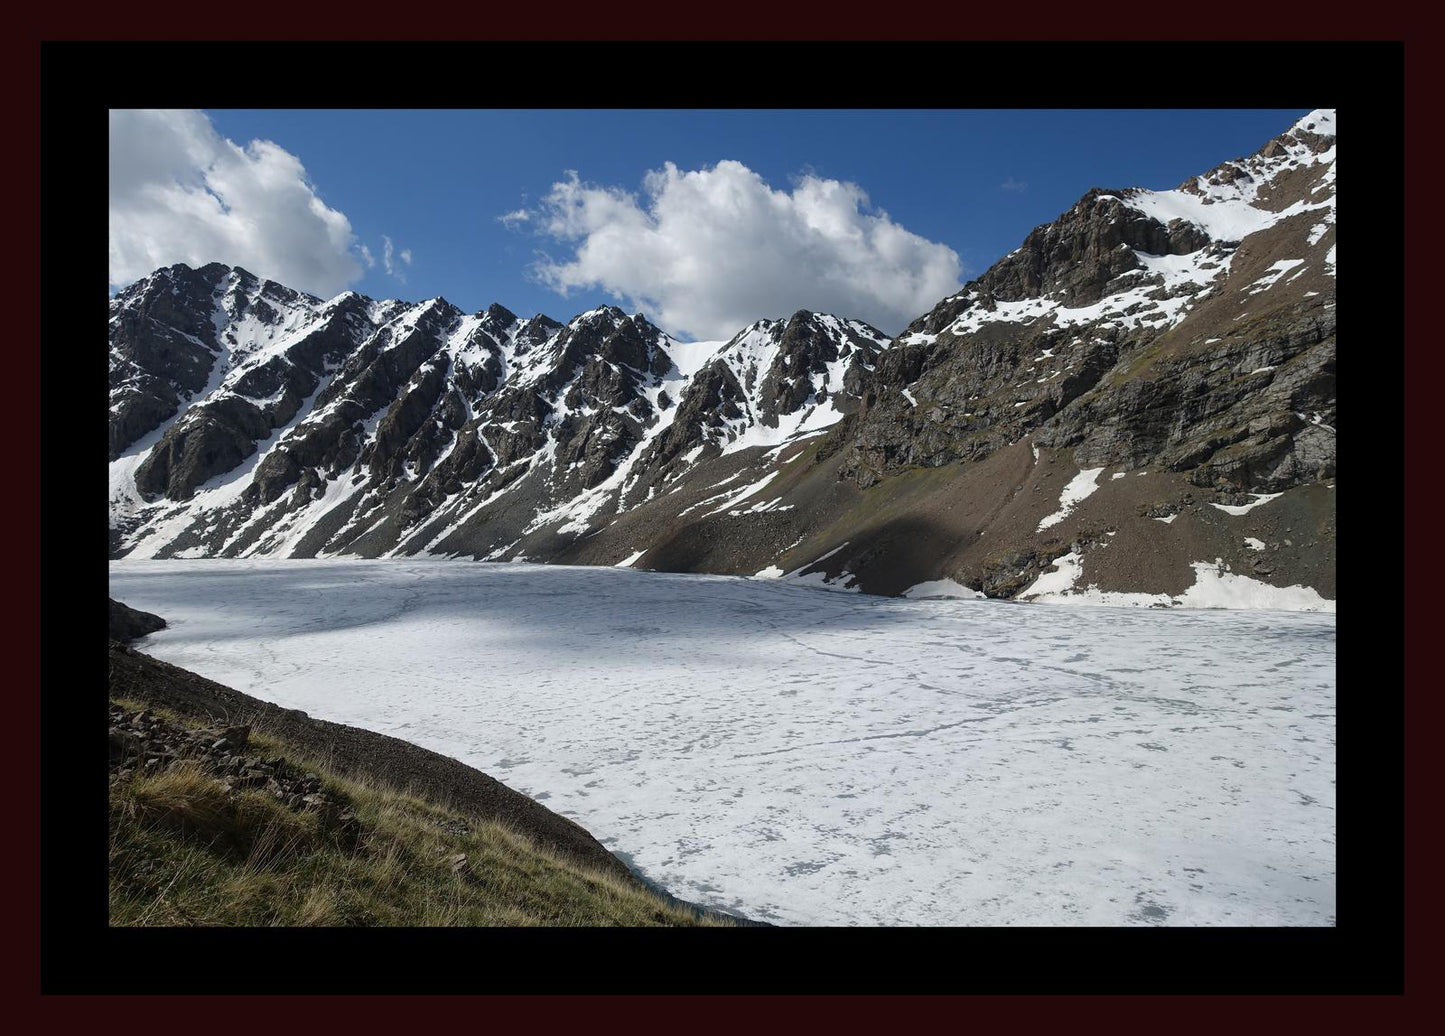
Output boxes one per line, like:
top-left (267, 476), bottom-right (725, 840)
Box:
top-left (109, 108), bottom-right (1311, 341)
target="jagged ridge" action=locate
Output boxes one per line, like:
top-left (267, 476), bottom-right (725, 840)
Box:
top-left (110, 272), bottom-right (891, 562)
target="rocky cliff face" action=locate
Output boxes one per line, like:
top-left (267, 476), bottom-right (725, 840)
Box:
top-left (109, 110), bottom-right (1336, 609)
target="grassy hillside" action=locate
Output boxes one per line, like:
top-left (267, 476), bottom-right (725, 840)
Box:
top-left (108, 655), bottom-right (725, 927)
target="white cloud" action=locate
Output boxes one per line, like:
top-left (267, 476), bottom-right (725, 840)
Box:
top-left (359, 243), bottom-right (376, 269)
top-left (109, 109), bottom-right (366, 298)
top-left (381, 235), bottom-right (410, 282)
top-left (520, 161), bottom-right (962, 339)
top-left (499, 208), bottom-right (531, 227)
top-left (1000, 177), bottom-right (1028, 193)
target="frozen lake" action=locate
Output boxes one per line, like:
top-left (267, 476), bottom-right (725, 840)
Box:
top-left (109, 559), bottom-right (1336, 926)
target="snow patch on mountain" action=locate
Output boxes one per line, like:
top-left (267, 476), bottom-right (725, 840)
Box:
top-left (1021, 554), bottom-right (1333, 613)
top-left (901, 578), bottom-right (986, 600)
top-left (1209, 492), bottom-right (1284, 516)
top-left (1038, 467), bottom-right (1105, 531)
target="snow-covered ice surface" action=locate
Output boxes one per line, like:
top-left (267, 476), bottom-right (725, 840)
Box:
top-left (110, 559), bottom-right (1335, 927)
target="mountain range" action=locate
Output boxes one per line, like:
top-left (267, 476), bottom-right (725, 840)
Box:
top-left (109, 109), bottom-right (1336, 608)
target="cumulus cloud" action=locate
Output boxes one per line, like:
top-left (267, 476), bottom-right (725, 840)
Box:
top-left (1000, 177), bottom-right (1028, 193)
top-left (109, 109), bottom-right (367, 297)
top-left (517, 161), bottom-right (962, 339)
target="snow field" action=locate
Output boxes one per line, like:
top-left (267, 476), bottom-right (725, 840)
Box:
top-left (111, 559), bottom-right (1335, 927)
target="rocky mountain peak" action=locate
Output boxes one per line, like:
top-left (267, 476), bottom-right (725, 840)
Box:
top-left (975, 188), bottom-right (1212, 309)
top-left (569, 304), bottom-right (628, 328)
top-left (483, 302), bottom-right (517, 325)
top-left (1169, 108), bottom-right (1335, 222)
top-left (1286, 108), bottom-right (1336, 144)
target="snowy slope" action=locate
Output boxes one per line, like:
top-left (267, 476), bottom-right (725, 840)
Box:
top-left (1121, 109), bottom-right (1336, 246)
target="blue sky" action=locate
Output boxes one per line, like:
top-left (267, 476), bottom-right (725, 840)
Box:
top-left (110, 109), bottom-right (1309, 341)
